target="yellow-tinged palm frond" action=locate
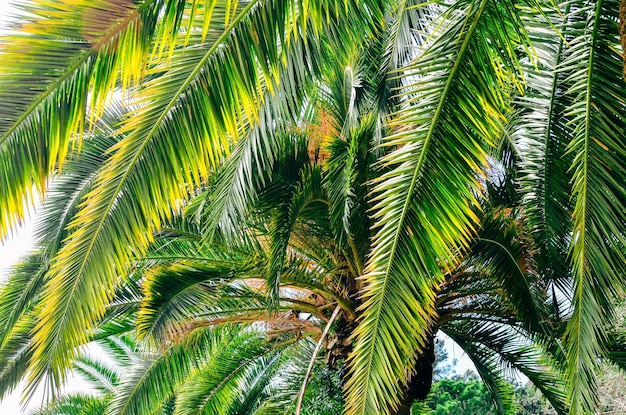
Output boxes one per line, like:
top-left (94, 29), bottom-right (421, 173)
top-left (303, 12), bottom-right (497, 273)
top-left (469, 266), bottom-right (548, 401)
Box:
top-left (24, 0), bottom-right (386, 394)
top-left (344, 0), bottom-right (529, 412)
top-left (25, 0), bottom-right (307, 393)
top-left (0, 0), bottom-right (189, 237)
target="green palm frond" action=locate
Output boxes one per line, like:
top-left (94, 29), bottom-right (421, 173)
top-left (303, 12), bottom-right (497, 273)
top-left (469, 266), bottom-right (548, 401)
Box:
top-left (224, 354), bottom-right (282, 415)
top-left (515, 5), bottom-right (573, 321)
top-left (187, 65), bottom-right (316, 243)
top-left (0, 316), bottom-right (35, 399)
top-left (172, 333), bottom-right (273, 415)
top-left (346, 0), bottom-right (527, 411)
top-left (470, 207), bottom-right (546, 331)
top-left (254, 340), bottom-right (316, 415)
top-left (605, 327), bottom-right (626, 371)
top-left (0, 109), bottom-right (120, 351)
top-left (556, 0), bottom-right (626, 411)
top-left (266, 162), bottom-right (329, 309)
top-left (323, 116), bottom-right (375, 272)
top-left (107, 326), bottom-right (232, 415)
top-left (28, 393), bottom-right (108, 415)
top-left (137, 258), bottom-right (244, 340)
top-left (94, 335), bottom-right (138, 370)
top-left (444, 319), bottom-right (567, 415)
top-left (73, 357), bottom-right (120, 395)
top-left (0, 254), bottom-right (47, 348)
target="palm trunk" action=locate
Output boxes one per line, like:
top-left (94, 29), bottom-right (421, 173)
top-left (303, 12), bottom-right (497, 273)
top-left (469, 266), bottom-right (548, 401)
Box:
top-left (393, 335), bottom-right (436, 415)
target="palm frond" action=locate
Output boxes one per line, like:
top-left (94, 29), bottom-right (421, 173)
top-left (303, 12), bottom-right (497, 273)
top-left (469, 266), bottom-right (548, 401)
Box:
top-left (28, 393), bottom-right (108, 415)
top-left (470, 207), bottom-right (546, 331)
top-left (444, 319), bottom-right (567, 415)
top-left (346, 0), bottom-right (526, 411)
top-left (0, 316), bottom-right (35, 399)
top-left (0, 254), bottom-right (47, 348)
top-left (515, 5), bottom-right (573, 318)
top-left (172, 333), bottom-right (273, 415)
top-left (558, 0), bottom-right (626, 411)
top-left (73, 357), bottom-right (119, 395)
top-left (224, 354), bottom-right (282, 415)
top-left (0, 0), bottom-right (179, 236)
top-left (26, 0), bottom-right (338, 391)
top-left (107, 326), bottom-right (232, 415)
top-left (137, 258), bottom-right (242, 340)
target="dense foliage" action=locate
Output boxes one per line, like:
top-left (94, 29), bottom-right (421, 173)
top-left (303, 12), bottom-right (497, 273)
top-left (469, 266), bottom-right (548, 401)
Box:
top-left (0, 0), bottom-right (625, 414)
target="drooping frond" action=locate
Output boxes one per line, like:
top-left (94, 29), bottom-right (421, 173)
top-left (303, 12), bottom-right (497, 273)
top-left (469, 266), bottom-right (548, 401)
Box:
top-left (0, 110), bottom-right (122, 355)
top-left (469, 207), bottom-right (546, 331)
top-left (515, 5), bottom-right (573, 315)
top-left (557, 0), bottom-right (626, 411)
top-left (188, 58), bottom-right (317, 243)
top-left (444, 319), bottom-right (566, 415)
top-left (34, 106), bottom-right (123, 257)
top-left (345, 0), bottom-right (527, 411)
top-left (137, 254), bottom-right (244, 340)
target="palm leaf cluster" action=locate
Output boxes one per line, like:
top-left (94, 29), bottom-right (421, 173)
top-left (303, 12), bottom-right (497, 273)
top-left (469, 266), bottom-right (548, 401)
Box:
top-left (0, 0), bottom-right (625, 414)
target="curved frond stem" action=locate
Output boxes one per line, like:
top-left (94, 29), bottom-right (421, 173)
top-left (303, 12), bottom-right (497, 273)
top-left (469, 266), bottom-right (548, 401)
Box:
top-left (295, 304), bottom-right (342, 415)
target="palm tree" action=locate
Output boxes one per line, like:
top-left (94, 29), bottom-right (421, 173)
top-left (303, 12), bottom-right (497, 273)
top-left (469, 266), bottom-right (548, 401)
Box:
top-left (0, 0), bottom-right (625, 414)
top-left (1, 112), bottom-right (565, 415)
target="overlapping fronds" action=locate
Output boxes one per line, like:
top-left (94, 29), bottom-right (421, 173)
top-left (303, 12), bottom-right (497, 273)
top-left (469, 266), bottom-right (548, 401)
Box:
top-left (0, 106), bottom-right (124, 396)
top-left (26, 0), bottom-right (348, 393)
top-left (34, 106), bottom-right (123, 257)
top-left (187, 57), bottom-right (317, 243)
top-left (137, 255), bottom-right (245, 340)
top-left (323, 114), bottom-right (375, 271)
top-left (172, 334), bottom-right (273, 415)
top-left (470, 207), bottom-right (546, 331)
top-left (107, 326), bottom-right (231, 415)
top-left (438, 203), bottom-right (567, 413)
top-left (222, 354), bottom-right (282, 415)
top-left (558, 0), bottom-right (626, 411)
top-left (515, 5), bottom-right (573, 316)
top-left (4, 0), bottom-right (626, 412)
top-left (345, 0), bottom-right (527, 411)
top-left (444, 319), bottom-right (567, 414)
top-left (0, 0), bottom-right (182, 237)
top-left (259, 137), bottom-right (318, 309)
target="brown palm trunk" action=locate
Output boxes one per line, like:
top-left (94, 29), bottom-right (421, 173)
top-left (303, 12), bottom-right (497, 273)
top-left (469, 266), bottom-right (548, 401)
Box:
top-left (393, 335), bottom-right (436, 415)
